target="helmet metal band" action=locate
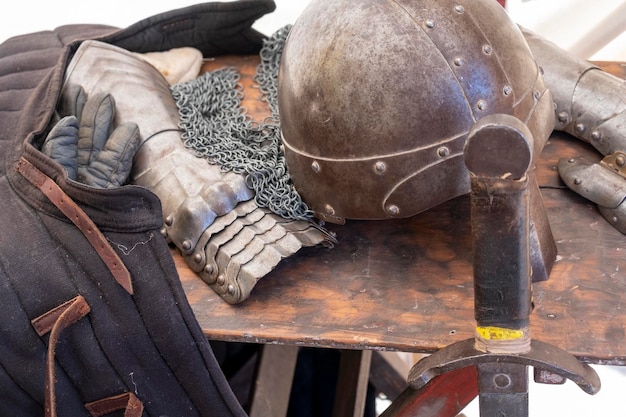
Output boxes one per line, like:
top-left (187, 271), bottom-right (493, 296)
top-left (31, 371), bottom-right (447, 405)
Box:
top-left (279, 0), bottom-right (553, 223)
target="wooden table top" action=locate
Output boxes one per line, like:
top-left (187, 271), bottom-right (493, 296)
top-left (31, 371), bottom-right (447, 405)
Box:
top-left (177, 58), bottom-right (626, 365)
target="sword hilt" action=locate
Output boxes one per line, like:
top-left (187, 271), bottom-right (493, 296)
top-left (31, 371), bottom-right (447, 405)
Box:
top-left (464, 114), bottom-right (534, 354)
top-left (406, 114), bottom-right (600, 417)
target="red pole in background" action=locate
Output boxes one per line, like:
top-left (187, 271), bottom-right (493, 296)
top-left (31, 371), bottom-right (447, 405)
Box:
top-left (497, 0), bottom-right (506, 6)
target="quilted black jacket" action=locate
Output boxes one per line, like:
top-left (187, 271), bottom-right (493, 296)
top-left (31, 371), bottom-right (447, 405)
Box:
top-left (0, 1), bottom-right (274, 416)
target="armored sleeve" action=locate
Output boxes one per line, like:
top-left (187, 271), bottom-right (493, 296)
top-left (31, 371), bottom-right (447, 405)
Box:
top-left (61, 40), bottom-right (334, 303)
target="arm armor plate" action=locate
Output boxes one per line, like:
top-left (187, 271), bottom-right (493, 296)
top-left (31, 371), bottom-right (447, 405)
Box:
top-left (558, 152), bottom-right (626, 234)
top-left (523, 28), bottom-right (626, 234)
top-left (62, 40), bottom-right (334, 303)
top-left (523, 28), bottom-right (626, 156)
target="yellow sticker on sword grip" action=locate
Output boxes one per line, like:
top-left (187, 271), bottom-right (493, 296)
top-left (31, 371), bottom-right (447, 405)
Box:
top-left (476, 326), bottom-right (525, 341)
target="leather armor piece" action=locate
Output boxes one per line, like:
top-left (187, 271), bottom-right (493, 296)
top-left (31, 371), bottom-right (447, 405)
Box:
top-left (62, 40), bottom-right (333, 304)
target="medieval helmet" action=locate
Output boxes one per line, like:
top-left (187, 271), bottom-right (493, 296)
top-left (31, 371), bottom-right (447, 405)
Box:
top-left (278, 0), bottom-right (554, 224)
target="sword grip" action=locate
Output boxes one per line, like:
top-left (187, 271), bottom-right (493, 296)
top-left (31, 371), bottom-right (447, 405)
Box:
top-left (464, 114), bottom-right (534, 354)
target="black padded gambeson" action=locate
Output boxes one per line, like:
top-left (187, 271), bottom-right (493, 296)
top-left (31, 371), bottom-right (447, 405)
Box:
top-left (0, 1), bottom-right (275, 415)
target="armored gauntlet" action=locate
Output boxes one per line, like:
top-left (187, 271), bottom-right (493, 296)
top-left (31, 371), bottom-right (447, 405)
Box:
top-left (61, 40), bottom-right (332, 303)
top-left (558, 152), bottom-right (626, 234)
top-left (524, 28), bottom-right (626, 234)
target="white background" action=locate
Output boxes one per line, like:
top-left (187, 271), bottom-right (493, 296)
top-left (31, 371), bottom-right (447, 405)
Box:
top-left (0, 0), bottom-right (625, 59)
top-left (1, 1), bottom-right (625, 416)
top-left (0, 0), bottom-right (306, 43)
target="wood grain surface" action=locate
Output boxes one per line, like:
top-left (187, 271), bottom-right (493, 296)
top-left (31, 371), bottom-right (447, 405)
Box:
top-left (178, 57), bottom-right (626, 365)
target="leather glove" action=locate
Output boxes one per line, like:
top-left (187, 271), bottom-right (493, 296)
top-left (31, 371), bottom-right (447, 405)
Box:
top-left (42, 86), bottom-right (140, 188)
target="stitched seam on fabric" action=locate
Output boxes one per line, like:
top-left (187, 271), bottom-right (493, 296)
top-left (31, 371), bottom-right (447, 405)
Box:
top-left (14, 157), bottom-right (134, 294)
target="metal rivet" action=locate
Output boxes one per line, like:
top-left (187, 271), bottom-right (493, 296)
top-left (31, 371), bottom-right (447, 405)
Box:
top-left (182, 240), bottom-right (193, 251)
top-left (311, 161), bottom-right (320, 173)
top-left (477, 100), bottom-right (487, 111)
top-left (534, 91), bottom-right (541, 100)
top-left (616, 154), bottom-right (626, 167)
top-left (325, 204), bottom-right (336, 216)
top-left (503, 86), bottom-right (512, 96)
top-left (374, 161), bottom-right (387, 174)
top-left (454, 5), bottom-right (465, 13)
top-left (612, 216), bottom-right (619, 223)
top-left (437, 147), bottom-right (450, 157)
top-left (227, 285), bottom-right (236, 295)
top-left (558, 112), bottom-right (569, 123)
top-left (203, 264), bottom-right (217, 283)
top-left (482, 44), bottom-right (492, 55)
top-left (576, 123), bottom-right (586, 134)
top-left (164, 215), bottom-right (174, 226)
top-left (160, 228), bottom-right (168, 238)
top-left (193, 253), bottom-right (202, 263)
top-left (574, 178), bottom-right (582, 185)
top-left (453, 57), bottom-right (463, 66)
top-left (387, 205), bottom-right (400, 216)
top-left (568, 158), bottom-right (576, 163)
top-left (217, 275), bottom-right (226, 286)
top-left (591, 130), bottom-right (601, 141)
top-left (494, 374), bottom-right (512, 388)
top-left (425, 19), bottom-right (435, 28)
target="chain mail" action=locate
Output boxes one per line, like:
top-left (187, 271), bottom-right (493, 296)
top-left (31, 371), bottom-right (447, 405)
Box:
top-left (170, 25), bottom-right (314, 222)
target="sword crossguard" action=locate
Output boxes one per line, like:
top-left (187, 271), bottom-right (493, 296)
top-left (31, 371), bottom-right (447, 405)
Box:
top-left (407, 338), bottom-right (601, 395)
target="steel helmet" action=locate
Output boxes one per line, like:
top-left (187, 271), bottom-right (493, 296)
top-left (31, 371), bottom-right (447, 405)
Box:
top-left (278, 0), bottom-right (554, 224)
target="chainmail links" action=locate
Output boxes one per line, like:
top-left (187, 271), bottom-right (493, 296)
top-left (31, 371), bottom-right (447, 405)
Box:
top-left (255, 25), bottom-right (291, 119)
top-left (170, 25), bottom-right (313, 222)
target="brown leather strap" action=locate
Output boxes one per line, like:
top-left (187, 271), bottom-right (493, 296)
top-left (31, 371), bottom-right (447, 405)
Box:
top-left (31, 295), bottom-right (91, 417)
top-left (31, 297), bottom-right (90, 337)
top-left (85, 392), bottom-right (144, 417)
top-left (15, 157), bottom-right (134, 294)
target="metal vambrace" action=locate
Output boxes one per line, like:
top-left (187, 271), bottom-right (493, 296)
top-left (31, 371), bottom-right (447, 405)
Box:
top-left (62, 40), bottom-right (334, 303)
top-left (523, 28), bottom-right (626, 234)
top-left (523, 27), bottom-right (626, 156)
top-left (558, 152), bottom-right (626, 234)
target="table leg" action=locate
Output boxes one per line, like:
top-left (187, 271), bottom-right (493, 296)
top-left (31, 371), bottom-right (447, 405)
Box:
top-left (370, 351), bottom-right (411, 401)
top-left (332, 349), bottom-right (373, 417)
top-left (249, 344), bottom-right (299, 417)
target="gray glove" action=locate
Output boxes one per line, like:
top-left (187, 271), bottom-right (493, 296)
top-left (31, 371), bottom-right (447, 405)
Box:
top-left (42, 86), bottom-right (140, 188)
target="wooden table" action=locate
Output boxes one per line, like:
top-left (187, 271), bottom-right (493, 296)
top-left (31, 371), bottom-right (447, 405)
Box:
top-left (176, 58), bottom-right (626, 415)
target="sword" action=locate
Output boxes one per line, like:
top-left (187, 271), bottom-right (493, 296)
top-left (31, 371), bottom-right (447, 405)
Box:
top-left (407, 114), bottom-right (600, 417)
